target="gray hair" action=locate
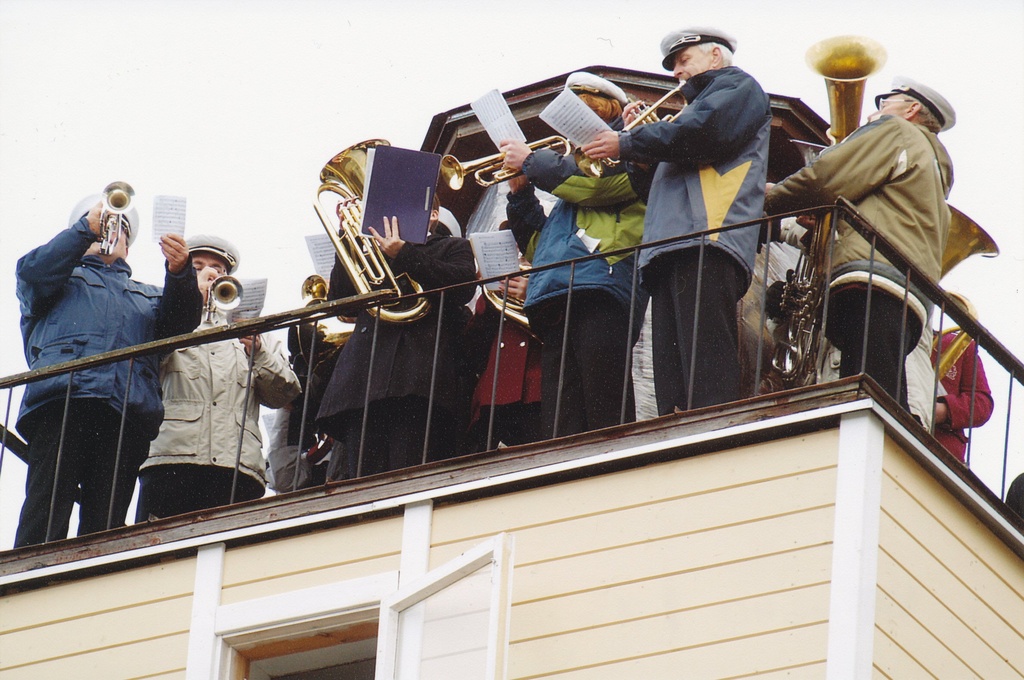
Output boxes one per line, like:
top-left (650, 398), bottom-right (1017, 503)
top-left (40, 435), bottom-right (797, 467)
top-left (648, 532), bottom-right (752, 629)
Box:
top-left (908, 98), bottom-right (942, 133)
top-left (698, 41), bottom-right (734, 67)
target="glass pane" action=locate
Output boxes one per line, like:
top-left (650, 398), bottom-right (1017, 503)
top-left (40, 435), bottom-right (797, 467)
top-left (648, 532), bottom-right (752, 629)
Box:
top-left (396, 563), bottom-right (492, 680)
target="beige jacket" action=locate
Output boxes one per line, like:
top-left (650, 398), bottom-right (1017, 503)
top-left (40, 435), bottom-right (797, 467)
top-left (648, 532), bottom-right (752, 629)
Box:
top-left (766, 115), bottom-right (953, 286)
top-left (140, 315), bottom-right (301, 486)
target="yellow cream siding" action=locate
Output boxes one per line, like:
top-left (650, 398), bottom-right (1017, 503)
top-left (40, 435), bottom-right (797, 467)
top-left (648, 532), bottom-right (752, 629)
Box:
top-left (0, 559), bottom-right (197, 679)
top-left (427, 432), bottom-right (840, 677)
top-left (219, 515), bottom-right (403, 604)
top-left (0, 630), bottom-right (189, 680)
top-left (878, 442), bottom-right (1024, 678)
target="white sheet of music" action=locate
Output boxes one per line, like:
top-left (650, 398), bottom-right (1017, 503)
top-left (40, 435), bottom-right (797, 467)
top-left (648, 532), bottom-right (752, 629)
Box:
top-left (230, 277), bottom-right (267, 320)
top-left (471, 89), bottom-right (527, 149)
top-left (152, 195), bottom-right (186, 240)
top-left (305, 233), bottom-right (337, 281)
top-left (540, 89), bottom-right (612, 147)
top-left (469, 230), bottom-right (521, 291)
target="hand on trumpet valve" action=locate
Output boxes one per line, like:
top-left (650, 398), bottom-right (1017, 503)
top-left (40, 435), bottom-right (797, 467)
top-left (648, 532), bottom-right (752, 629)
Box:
top-left (239, 334), bottom-right (262, 356)
top-left (498, 140), bottom-right (531, 171)
top-left (622, 100), bottom-right (645, 127)
top-left (580, 130), bottom-right (621, 161)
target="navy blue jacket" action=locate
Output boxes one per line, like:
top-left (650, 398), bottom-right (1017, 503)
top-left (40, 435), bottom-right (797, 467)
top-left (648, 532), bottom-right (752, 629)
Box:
top-left (619, 66), bottom-right (772, 289)
top-left (16, 217), bottom-right (202, 441)
top-left (506, 146), bottom-right (646, 315)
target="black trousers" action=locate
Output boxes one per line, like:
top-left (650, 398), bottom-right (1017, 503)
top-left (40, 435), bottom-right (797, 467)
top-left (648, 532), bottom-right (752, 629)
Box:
top-left (15, 399), bottom-right (150, 547)
top-left (825, 286), bottom-right (922, 411)
top-left (646, 248), bottom-right (747, 415)
top-left (330, 396), bottom-right (458, 480)
top-left (529, 290), bottom-right (637, 439)
top-left (136, 464), bottom-right (265, 521)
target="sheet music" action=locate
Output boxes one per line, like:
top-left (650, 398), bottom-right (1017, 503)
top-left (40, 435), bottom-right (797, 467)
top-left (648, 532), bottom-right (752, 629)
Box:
top-left (305, 233), bottom-right (337, 280)
top-left (471, 89), bottom-right (527, 149)
top-left (469, 230), bottom-right (521, 291)
top-left (540, 89), bottom-right (612, 146)
top-left (230, 277), bottom-right (267, 320)
top-left (152, 195), bottom-right (186, 240)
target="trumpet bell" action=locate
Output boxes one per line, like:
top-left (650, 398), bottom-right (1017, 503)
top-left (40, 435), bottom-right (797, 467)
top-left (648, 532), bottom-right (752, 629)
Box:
top-left (102, 181), bottom-right (135, 213)
top-left (301, 274), bottom-right (329, 305)
top-left (211, 276), bottom-right (243, 311)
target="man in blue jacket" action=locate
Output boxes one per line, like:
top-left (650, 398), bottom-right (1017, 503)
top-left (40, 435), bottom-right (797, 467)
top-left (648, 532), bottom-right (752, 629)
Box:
top-left (583, 28), bottom-right (772, 414)
top-left (14, 193), bottom-right (202, 547)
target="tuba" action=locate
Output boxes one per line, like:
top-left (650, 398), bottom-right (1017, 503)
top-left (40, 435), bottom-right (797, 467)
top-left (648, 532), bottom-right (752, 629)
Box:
top-left (313, 140), bottom-right (430, 323)
top-left (767, 36), bottom-right (887, 389)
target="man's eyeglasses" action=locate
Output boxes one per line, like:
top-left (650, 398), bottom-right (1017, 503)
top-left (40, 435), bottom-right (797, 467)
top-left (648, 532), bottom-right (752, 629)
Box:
top-left (878, 97), bottom-right (917, 108)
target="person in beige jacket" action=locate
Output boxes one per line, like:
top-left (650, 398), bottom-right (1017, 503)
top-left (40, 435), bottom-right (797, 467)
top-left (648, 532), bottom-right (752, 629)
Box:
top-left (765, 76), bottom-right (955, 413)
top-left (136, 235), bottom-right (301, 520)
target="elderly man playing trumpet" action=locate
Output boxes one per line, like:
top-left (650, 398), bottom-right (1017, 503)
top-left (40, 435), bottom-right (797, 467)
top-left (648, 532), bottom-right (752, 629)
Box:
top-left (582, 28), bottom-right (772, 415)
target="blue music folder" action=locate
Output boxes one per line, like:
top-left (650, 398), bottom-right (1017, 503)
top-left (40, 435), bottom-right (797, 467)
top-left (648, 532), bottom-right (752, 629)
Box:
top-left (359, 145), bottom-right (441, 244)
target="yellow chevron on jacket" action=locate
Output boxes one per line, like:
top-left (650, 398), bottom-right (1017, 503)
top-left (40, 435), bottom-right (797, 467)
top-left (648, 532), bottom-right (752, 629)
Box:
top-left (699, 160), bottom-right (752, 241)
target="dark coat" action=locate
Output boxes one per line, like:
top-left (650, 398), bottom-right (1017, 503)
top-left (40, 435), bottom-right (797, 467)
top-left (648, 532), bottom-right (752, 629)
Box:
top-left (316, 233), bottom-right (477, 435)
top-left (16, 218), bottom-right (202, 442)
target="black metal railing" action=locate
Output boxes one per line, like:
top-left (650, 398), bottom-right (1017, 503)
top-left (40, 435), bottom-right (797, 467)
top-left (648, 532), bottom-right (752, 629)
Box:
top-left (1, 200), bottom-right (1020, 550)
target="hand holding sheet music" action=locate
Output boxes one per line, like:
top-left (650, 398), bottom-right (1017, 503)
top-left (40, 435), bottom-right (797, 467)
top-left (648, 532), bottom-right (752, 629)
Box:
top-left (469, 230), bottom-right (521, 291)
top-left (540, 89), bottom-right (612, 147)
top-left (472, 89), bottom-right (527, 148)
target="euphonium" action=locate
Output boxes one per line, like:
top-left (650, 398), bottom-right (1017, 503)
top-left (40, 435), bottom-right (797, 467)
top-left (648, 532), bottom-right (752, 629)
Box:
top-left (482, 265), bottom-right (533, 331)
top-left (576, 84), bottom-right (686, 178)
top-left (767, 36), bottom-right (887, 389)
top-left (99, 181), bottom-right (134, 255)
top-left (205, 275), bottom-right (243, 323)
top-left (440, 136), bottom-right (572, 190)
top-left (296, 274), bottom-right (351, 375)
top-left (313, 140), bottom-right (430, 323)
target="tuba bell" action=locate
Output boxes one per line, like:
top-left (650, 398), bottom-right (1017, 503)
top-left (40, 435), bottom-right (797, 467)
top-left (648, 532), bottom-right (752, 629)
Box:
top-left (313, 140), bottom-right (430, 323)
top-left (805, 35), bottom-right (887, 143)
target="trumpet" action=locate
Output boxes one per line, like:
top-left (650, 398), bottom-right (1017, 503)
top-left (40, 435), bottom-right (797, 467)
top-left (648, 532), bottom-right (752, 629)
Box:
top-left (205, 275), bottom-right (243, 323)
top-left (576, 84), bottom-right (686, 178)
top-left (439, 136), bottom-right (572, 190)
top-left (99, 181), bottom-right (134, 255)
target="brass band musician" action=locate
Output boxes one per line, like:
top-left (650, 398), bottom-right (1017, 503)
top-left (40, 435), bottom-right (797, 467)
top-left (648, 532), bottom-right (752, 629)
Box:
top-left (765, 77), bottom-right (956, 412)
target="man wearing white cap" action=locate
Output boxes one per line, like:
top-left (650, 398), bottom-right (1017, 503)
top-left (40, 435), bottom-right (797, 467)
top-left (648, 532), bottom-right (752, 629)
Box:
top-left (135, 235), bottom-right (300, 520)
top-left (13, 193), bottom-right (202, 546)
top-left (765, 76), bottom-right (956, 411)
top-left (582, 28), bottom-right (772, 415)
top-left (499, 71), bottom-right (648, 438)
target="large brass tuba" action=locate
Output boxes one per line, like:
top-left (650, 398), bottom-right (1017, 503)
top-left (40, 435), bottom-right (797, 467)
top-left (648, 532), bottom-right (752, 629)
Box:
top-left (313, 140), bottom-right (430, 323)
top-left (767, 36), bottom-right (887, 389)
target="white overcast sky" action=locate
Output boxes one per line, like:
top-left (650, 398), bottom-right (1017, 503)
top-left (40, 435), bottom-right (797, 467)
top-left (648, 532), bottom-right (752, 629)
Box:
top-left (1, 0), bottom-right (1022, 548)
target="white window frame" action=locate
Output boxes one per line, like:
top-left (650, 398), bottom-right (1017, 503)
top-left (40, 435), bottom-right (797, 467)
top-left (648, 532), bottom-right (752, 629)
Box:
top-left (375, 533), bottom-right (515, 680)
top-left (186, 508), bottom-right (513, 680)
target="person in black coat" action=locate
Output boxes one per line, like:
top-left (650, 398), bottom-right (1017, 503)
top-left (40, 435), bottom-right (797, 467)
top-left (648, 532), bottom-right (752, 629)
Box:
top-left (316, 202), bottom-right (476, 478)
